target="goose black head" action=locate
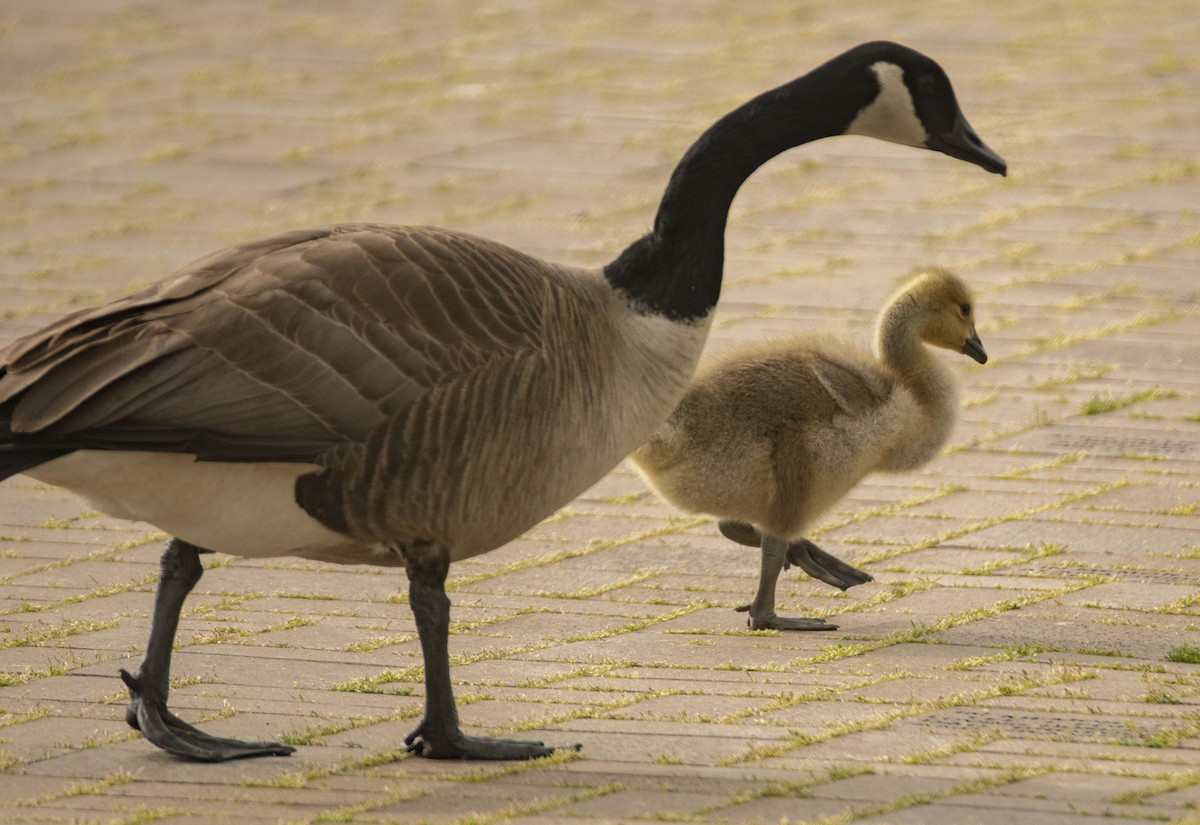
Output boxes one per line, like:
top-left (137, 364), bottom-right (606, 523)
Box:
top-left (843, 41), bottom-right (1007, 176)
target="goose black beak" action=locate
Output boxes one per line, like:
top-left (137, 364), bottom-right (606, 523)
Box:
top-left (962, 333), bottom-right (988, 364)
top-left (927, 112), bottom-right (1007, 176)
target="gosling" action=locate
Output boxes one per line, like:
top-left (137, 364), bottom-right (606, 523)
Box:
top-left (630, 268), bottom-right (987, 631)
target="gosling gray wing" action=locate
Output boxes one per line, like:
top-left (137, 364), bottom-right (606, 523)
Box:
top-left (805, 349), bottom-right (896, 421)
top-left (0, 224), bottom-right (549, 467)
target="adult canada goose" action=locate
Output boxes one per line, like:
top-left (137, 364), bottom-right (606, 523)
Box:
top-left (0, 42), bottom-right (1004, 762)
top-left (631, 268), bottom-right (987, 631)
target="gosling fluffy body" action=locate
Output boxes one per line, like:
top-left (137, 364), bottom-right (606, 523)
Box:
top-left (631, 269), bottom-right (986, 626)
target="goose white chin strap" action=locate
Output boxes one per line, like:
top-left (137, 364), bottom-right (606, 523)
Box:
top-left (845, 62), bottom-right (927, 148)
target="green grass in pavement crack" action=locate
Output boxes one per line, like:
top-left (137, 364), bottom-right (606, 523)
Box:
top-left (809, 764), bottom-right (1055, 825)
top-left (279, 708), bottom-right (422, 747)
top-left (443, 783), bottom-right (624, 825)
top-left (1083, 386), bottom-right (1177, 416)
top-left (705, 580), bottom-right (1095, 685)
top-left (694, 765), bottom-right (877, 818)
top-left (803, 580), bottom-right (1097, 667)
top-left (0, 653), bottom-right (119, 688)
top-left (902, 729), bottom-right (1008, 764)
top-left (811, 484), bottom-right (967, 539)
top-left (241, 746), bottom-right (424, 790)
top-left (1166, 645), bottom-right (1200, 664)
top-left (1010, 309), bottom-right (1192, 360)
top-left (331, 602), bottom-right (710, 693)
top-left (445, 516), bottom-right (706, 591)
top-left (271, 749), bottom-right (586, 822)
top-left (8, 767), bottom-right (136, 807)
top-left (441, 747), bottom-right (585, 783)
top-left (946, 643), bottom-right (1058, 670)
top-left (989, 451), bottom-right (1088, 480)
top-left (1036, 364), bottom-right (1117, 390)
top-left (186, 615), bottom-right (316, 646)
top-left (1110, 768), bottom-right (1200, 804)
top-left (306, 786), bottom-right (427, 823)
top-left (706, 674), bottom-right (910, 725)
top-left (809, 579), bottom-right (937, 621)
top-left (959, 542), bottom-right (1066, 576)
top-left (855, 478), bottom-right (1130, 567)
top-left (533, 567), bottom-right (663, 599)
top-left (1138, 712), bottom-right (1200, 749)
top-left (926, 157), bottom-right (1200, 245)
top-left (945, 409), bottom-right (1067, 454)
top-left (3, 568), bottom-right (157, 618)
top-left (720, 663), bottom-right (1093, 765)
top-left (0, 617), bottom-right (123, 649)
top-left (345, 606), bottom-right (548, 653)
top-left (492, 689), bottom-right (674, 735)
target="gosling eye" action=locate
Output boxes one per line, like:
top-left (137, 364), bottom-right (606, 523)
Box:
top-left (959, 303), bottom-right (971, 318)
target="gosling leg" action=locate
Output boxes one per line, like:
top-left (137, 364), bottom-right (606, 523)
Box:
top-left (121, 538), bottom-right (296, 761)
top-left (735, 534), bottom-right (836, 631)
top-left (719, 521), bottom-right (872, 591)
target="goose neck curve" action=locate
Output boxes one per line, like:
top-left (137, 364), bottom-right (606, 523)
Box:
top-left (605, 56), bottom-right (878, 322)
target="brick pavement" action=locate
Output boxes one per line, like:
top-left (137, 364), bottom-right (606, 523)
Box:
top-left (1, 1), bottom-right (1198, 823)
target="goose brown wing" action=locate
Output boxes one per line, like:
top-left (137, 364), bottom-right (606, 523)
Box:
top-left (0, 224), bottom-right (548, 462)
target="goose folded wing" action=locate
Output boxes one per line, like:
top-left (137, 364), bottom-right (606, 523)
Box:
top-left (0, 224), bottom-right (548, 470)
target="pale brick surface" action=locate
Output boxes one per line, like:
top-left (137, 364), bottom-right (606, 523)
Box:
top-left (1, 1), bottom-right (1198, 823)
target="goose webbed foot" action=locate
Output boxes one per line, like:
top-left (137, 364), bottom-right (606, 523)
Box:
top-left (717, 521), bottom-right (872, 591)
top-left (404, 717), bottom-right (570, 760)
top-left (121, 669), bottom-right (295, 761)
top-left (734, 604), bottom-right (838, 632)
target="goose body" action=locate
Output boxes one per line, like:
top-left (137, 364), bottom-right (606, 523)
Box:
top-left (17, 226), bottom-right (705, 564)
top-left (631, 269), bottom-right (988, 631)
top-left (0, 42), bottom-right (1005, 761)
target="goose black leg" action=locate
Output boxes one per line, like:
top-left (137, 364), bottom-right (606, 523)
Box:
top-left (735, 534), bottom-right (837, 631)
top-left (401, 541), bottom-right (575, 760)
top-left (121, 537), bottom-right (296, 761)
top-left (719, 521), bottom-right (873, 591)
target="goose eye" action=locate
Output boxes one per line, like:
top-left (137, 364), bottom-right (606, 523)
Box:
top-left (959, 303), bottom-right (971, 317)
top-left (916, 75), bottom-right (936, 95)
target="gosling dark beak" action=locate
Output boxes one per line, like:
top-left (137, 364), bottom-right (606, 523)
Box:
top-left (927, 111), bottom-right (1007, 176)
top-left (962, 333), bottom-right (988, 364)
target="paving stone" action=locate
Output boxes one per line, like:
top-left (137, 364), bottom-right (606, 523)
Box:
top-left (716, 794), bottom-right (851, 824)
top-left (555, 787), bottom-right (729, 819)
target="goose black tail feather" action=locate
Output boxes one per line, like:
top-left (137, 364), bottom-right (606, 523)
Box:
top-left (0, 399), bottom-right (338, 484)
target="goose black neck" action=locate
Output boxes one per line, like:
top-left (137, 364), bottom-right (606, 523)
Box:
top-left (605, 51), bottom-right (881, 322)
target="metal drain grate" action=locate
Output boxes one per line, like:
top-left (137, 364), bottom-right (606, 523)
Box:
top-left (1013, 564), bottom-right (1200, 586)
top-left (1048, 433), bottom-right (1199, 457)
top-left (917, 707), bottom-right (1171, 744)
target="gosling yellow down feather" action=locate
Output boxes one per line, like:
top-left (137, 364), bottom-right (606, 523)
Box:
top-left (631, 268), bottom-right (987, 631)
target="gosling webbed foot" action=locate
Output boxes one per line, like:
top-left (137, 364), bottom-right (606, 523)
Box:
top-left (717, 522), bottom-right (872, 591)
top-left (733, 604), bottom-right (838, 632)
top-left (787, 539), bottom-right (874, 591)
top-left (404, 717), bottom-right (574, 760)
top-left (121, 668), bottom-right (295, 762)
